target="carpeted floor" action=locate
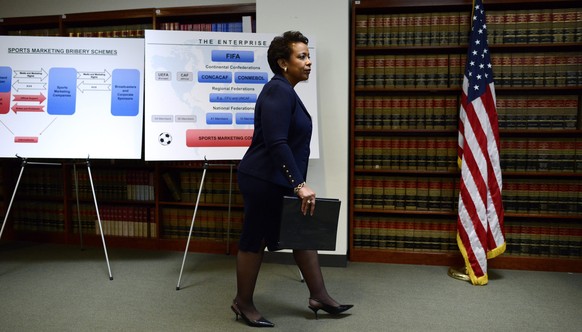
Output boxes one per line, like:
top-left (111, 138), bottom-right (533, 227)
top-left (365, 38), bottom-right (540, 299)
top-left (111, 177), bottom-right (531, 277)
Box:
top-left (0, 241), bottom-right (580, 332)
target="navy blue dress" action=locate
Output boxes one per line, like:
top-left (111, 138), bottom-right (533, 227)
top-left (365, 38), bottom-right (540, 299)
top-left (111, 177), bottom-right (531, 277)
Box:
top-left (237, 74), bottom-right (313, 252)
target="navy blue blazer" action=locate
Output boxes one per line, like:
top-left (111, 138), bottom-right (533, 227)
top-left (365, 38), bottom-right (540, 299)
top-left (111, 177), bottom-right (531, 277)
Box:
top-left (238, 74), bottom-right (312, 190)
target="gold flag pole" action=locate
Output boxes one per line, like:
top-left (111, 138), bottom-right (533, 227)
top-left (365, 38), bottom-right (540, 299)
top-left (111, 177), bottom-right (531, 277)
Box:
top-left (448, 0), bottom-right (476, 285)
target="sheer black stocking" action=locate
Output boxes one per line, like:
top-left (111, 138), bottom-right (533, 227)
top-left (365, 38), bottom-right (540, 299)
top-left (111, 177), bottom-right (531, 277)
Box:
top-left (293, 249), bottom-right (340, 307)
top-left (233, 248), bottom-right (265, 321)
top-left (234, 247), bottom-right (341, 322)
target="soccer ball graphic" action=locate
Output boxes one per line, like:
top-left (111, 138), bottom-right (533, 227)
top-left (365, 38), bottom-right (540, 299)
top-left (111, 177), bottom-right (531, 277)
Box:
top-left (159, 132), bottom-right (172, 146)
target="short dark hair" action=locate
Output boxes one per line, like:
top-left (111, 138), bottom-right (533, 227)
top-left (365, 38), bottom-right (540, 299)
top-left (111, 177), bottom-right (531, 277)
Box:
top-left (267, 31), bottom-right (309, 75)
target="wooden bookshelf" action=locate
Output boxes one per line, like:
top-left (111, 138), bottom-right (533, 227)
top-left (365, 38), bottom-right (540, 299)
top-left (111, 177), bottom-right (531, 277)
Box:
top-left (155, 162), bottom-right (243, 254)
top-left (0, 15), bottom-right (62, 36)
top-left (0, 4), bottom-right (255, 256)
top-left (350, 0), bottom-right (582, 272)
top-left (0, 3), bottom-right (256, 37)
top-left (62, 8), bottom-right (155, 38)
top-left (155, 4), bottom-right (255, 32)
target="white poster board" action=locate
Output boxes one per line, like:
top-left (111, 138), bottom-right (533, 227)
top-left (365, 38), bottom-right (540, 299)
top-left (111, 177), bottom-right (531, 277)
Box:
top-left (144, 30), bottom-right (319, 161)
top-left (0, 36), bottom-right (144, 159)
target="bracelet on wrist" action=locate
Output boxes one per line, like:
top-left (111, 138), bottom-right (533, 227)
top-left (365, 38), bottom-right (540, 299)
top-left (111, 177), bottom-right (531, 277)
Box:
top-left (293, 182), bottom-right (306, 194)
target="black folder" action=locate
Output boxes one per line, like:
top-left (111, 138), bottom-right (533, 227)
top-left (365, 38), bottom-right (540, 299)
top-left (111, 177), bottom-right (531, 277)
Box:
top-left (277, 196), bottom-right (341, 250)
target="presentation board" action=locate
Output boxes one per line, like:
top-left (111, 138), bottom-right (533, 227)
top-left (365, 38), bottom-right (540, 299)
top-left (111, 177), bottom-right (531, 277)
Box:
top-left (144, 30), bottom-right (319, 161)
top-left (0, 36), bottom-right (144, 159)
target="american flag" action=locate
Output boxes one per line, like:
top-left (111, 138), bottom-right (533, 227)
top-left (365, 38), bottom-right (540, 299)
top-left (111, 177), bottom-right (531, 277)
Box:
top-left (457, 0), bottom-right (505, 285)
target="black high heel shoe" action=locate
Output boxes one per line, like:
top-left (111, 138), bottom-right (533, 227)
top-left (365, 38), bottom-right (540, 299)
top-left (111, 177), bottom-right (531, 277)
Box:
top-left (231, 302), bottom-right (275, 328)
top-left (308, 298), bottom-right (354, 320)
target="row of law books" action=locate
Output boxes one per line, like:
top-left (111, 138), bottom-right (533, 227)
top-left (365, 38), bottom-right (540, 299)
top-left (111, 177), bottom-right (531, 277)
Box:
top-left (354, 54), bottom-right (465, 89)
top-left (355, 8), bottom-right (582, 48)
top-left (353, 175), bottom-right (458, 212)
top-left (355, 12), bottom-right (470, 47)
top-left (353, 216), bottom-right (582, 259)
top-left (160, 207), bottom-right (242, 240)
top-left (501, 138), bottom-right (582, 173)
top-left (504, 178), bottom-right (582, 215)
top-left (179, 171), bottom-right (242, 204)
top-left (86, 205), bottom-right (154, 238)
top-left (354, 137), bottom-right (458, 171)
top-left (161, 171), bottom-right (243, 204)
top-left (354, 95), bottom-right (458, 130)
top-left (67, 24), bottom-right (151, 38)
top-left (355, 52), bottom-right (582, 89)
top-left (354, 94), bottom-right (579, 131)
top-left (7, 28), bottom-right (60, 36)
top-left (504, 221), bottom-right (582, 258)
top-left (12, 202), bottom-right (65, 233)
top-left (353, 175), bottom-right (582, 215)
top-left (487, 8), bottom-right (582, 45)
top-left (73, 169), bottom-right (154, 201)
top-left (158, 22), bottom-right (243, 32)
top-left (492, 53), bottom-right (582, 87)
top-left (354, 136), bottom-right (582, 173)
top-left (17, 167), bottom-right (64, 197)
top-left (352, 216), bottom-right (457, 252)
top-left (497, 95), bottom-right (578, 130)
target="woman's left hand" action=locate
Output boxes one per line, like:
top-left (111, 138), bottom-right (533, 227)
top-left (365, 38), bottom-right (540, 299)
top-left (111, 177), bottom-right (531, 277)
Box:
top-left (297, 184), bottom-right (315, 216)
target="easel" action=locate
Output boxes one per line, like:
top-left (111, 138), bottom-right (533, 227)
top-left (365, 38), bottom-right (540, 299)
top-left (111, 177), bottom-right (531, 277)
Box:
top-left (0, 155), bottom-right (113, 280)
top-left (176, 159), bottom-right (235, 290)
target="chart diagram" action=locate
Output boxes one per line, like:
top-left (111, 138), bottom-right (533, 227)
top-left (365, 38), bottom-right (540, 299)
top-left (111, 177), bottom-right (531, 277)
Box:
top-left (144, 30), bottom-right (318, 161)
top-left (0, 36), bottom-right (144, 159)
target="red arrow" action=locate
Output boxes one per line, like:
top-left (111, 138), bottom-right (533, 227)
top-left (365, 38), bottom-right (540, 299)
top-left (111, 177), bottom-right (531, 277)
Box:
top-left (11, 104), bottom-right (45, 113)
top-left (12, 92), bottom-right (46, 103)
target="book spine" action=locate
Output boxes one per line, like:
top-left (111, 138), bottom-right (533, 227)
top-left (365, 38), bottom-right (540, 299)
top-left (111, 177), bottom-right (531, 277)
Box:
top-left (373, 55), bottom-right (385, 88)
top-left (355, 14), bottom-right (369, 47)
top-left (354, 96), bottom-right (364, 129)
top-left (366, 15), bottom-right (376, 47)
top-left (416, 179), bottom-right (429, 211)
top-left (371, 136), bottom-right (383, 170)
top-left (384, 55), bottom-right (395, 88)
top-left (363, 96), bottom-right (374, 129)
top-left (372, 93), bottom-right (383, 130)
top-left (381, 96), bottom-right (392, 129)
top-left (381, 15), bottom-right (393, 46)
top-left (458, 10), bottom-right (471, 45)
top-left (381, 137), bottom-right (392, 169)
top-left (404, 177), bottom-right (418, 211)
top-left (364, 55), bottom-right (375, 87)
top-left (515, 11), bottom-right (529, 44)
top-left (372, 177), bottom-right (384, 209)
top-left (442, 12), bottom-right (456, 46)
top-left (354, 56), bottom-right (366, 88)
top-left (428, 12), bottom-right (440, 46)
